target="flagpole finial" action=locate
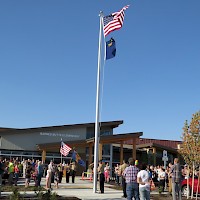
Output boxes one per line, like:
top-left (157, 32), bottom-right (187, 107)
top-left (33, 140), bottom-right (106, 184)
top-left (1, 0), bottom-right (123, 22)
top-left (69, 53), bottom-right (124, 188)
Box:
top-left (99, 11), bottom-right (103, 17)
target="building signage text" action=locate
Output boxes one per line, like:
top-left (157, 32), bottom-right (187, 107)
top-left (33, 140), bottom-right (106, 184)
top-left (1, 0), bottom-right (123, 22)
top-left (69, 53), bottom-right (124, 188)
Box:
top-left (40, 132), bottom-right (80, 138)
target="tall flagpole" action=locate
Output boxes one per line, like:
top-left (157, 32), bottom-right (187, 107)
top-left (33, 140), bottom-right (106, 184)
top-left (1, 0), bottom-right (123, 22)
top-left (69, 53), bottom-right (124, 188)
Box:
top-left (93, 11), bottom-right (103, 193)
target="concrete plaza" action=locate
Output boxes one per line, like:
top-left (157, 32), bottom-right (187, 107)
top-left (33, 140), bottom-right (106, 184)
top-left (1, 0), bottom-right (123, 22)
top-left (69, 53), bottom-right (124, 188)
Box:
top-left (1, 176), bottom-right (123, 200)
top-left (1, 176), bottom-right (164, 200)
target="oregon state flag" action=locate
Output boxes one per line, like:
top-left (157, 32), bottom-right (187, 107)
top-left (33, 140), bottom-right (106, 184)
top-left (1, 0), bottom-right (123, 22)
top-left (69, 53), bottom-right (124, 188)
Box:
top-left (106, 38), bottom-right (116, 60)
top-left (71, 150), bottom-right (86, 167)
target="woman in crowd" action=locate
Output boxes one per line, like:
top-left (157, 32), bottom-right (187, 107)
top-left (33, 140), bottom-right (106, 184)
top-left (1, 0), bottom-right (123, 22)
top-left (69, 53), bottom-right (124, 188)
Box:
top-left (14, 161), bottom-right (20, 186)
top-left (114, 164), bottom-right (120, 185)
top-left (104, 162), bottom-right (110, 183)
top-left (45, 166), bottom-right (52, 189)
top-left (32, 160), bottom-right (38, 186)
top-left (167, 162), bottom-right (173, 195)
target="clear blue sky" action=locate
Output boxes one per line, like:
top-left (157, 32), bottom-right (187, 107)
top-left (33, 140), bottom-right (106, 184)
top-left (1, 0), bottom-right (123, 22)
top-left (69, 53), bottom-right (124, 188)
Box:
top-left (0, 0), bottom-right (200, 141)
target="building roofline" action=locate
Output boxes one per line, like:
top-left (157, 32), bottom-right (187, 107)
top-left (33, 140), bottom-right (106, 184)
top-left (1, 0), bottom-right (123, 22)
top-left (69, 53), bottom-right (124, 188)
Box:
top-left (139, 137), bottom-right (182, 143)
top-left (0, 120), bottom-right (123, 133)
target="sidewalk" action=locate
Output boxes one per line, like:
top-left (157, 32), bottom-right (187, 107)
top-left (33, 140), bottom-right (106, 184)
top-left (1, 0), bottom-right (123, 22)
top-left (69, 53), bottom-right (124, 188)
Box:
top-left (1, 176), bottom-right (168, 200)
top-left (1, 176), bottom-right (123, 200)
top-left (44, 176), bottom-right (123, 200)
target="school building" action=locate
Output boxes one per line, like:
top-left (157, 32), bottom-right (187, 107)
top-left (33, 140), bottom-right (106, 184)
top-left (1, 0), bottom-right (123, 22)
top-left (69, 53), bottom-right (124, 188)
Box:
top-left (0, 120), bottom-right (182, 174)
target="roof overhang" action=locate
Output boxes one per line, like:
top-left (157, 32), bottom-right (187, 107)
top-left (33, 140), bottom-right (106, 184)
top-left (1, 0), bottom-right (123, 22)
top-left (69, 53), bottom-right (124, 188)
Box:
top-left (136, 142), bottom-right (178, 153)
top-left (37, 139), bottom-right (87, 151)
top-left (86, 132), bottom-right (143, 144)
top-left (37, 132), bottom-right (143, 151)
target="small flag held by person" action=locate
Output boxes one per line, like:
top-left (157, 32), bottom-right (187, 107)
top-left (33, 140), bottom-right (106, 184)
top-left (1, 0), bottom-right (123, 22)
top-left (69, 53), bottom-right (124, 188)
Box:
top-left (103, 5), bottom-right (129, 37)
top-left (60, 141), bottom-right (72, 156)
top-left (106, 38), bottom-right (116, 60)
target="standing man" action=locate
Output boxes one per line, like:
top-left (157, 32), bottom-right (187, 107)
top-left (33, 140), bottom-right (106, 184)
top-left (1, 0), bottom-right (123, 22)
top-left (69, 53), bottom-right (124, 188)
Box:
top-left (70, 162), bottom-right (77, 183)
top-left (120, 160), bottom-right (128, 198)
top-left (37, 161), bottom-right (43, 187)
top-left (57, 163), bottom-right (63, 183)
top-left (48, 160), bottom-right (54, 185)
top-left (97, 160), bottom-right (105, 194)
top-left (137, 163), bottom-right (151, 200)
top-left (8, 160), bottom-right (14, 185)
top-left (65, 163), bottom-right (71, 183)
top-left (171, 158), bottom-right (182, 200)
top-left (123, 158), bottom-right (139, 200)
top-left (21, 159), bottom-right (27, 178)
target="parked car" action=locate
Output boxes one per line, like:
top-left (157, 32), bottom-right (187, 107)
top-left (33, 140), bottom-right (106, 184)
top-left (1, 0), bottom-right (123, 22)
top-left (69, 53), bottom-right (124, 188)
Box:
top-left (181, 177), bottom-right (200, 196)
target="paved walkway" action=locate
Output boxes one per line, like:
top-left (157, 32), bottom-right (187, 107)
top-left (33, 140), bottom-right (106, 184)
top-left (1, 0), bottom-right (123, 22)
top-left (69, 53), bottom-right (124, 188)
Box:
top-left (1, 176), bottom-right (167, 200)
top-left (44, 176), bottom-right (123, 199)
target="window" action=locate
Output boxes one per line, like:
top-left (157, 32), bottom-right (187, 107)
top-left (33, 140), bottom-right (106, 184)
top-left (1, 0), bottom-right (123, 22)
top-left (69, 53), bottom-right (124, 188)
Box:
top-left (102, 144), bottom-right (111, 155)
top-left (100, 130), bottom-right (111, 136)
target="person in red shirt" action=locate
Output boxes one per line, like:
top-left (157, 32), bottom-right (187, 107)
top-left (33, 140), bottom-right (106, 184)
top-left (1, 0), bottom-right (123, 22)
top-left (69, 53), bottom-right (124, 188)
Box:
top-left (14, 161), bottom-right (20, 186)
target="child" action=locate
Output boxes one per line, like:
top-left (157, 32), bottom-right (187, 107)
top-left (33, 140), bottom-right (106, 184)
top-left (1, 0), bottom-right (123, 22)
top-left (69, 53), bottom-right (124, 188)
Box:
top-left (54, 169), bottom-right (59, 189)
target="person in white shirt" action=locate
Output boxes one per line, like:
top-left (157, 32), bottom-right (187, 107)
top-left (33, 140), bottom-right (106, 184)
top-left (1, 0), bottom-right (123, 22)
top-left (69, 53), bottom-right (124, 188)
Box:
top-left (158, 167), bottom-right (166, 193)
top-left (21, 159), bottom-right (27, 178)
top-left (137, 164), bottom-right (150, 200)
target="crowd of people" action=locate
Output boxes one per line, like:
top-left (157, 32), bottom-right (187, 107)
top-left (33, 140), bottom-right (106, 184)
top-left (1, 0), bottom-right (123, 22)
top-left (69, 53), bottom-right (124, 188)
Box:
top-left (0, 156), bottom-right (199, 200)
top-left (0, 157), bottom-right (78, 190)
top-left (98, 157), bottom-right (185, 200)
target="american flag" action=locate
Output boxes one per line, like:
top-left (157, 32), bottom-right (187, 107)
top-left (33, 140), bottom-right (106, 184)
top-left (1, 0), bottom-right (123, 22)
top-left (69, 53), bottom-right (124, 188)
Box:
top-left (103, 5), bottom-right (129, 37)
top-left (60, 141), bottom-right (72, 156)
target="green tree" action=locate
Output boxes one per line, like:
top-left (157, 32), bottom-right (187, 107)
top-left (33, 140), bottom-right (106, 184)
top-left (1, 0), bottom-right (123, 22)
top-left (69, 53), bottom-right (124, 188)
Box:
top-left (179, 111), bottom-right (200, 199)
